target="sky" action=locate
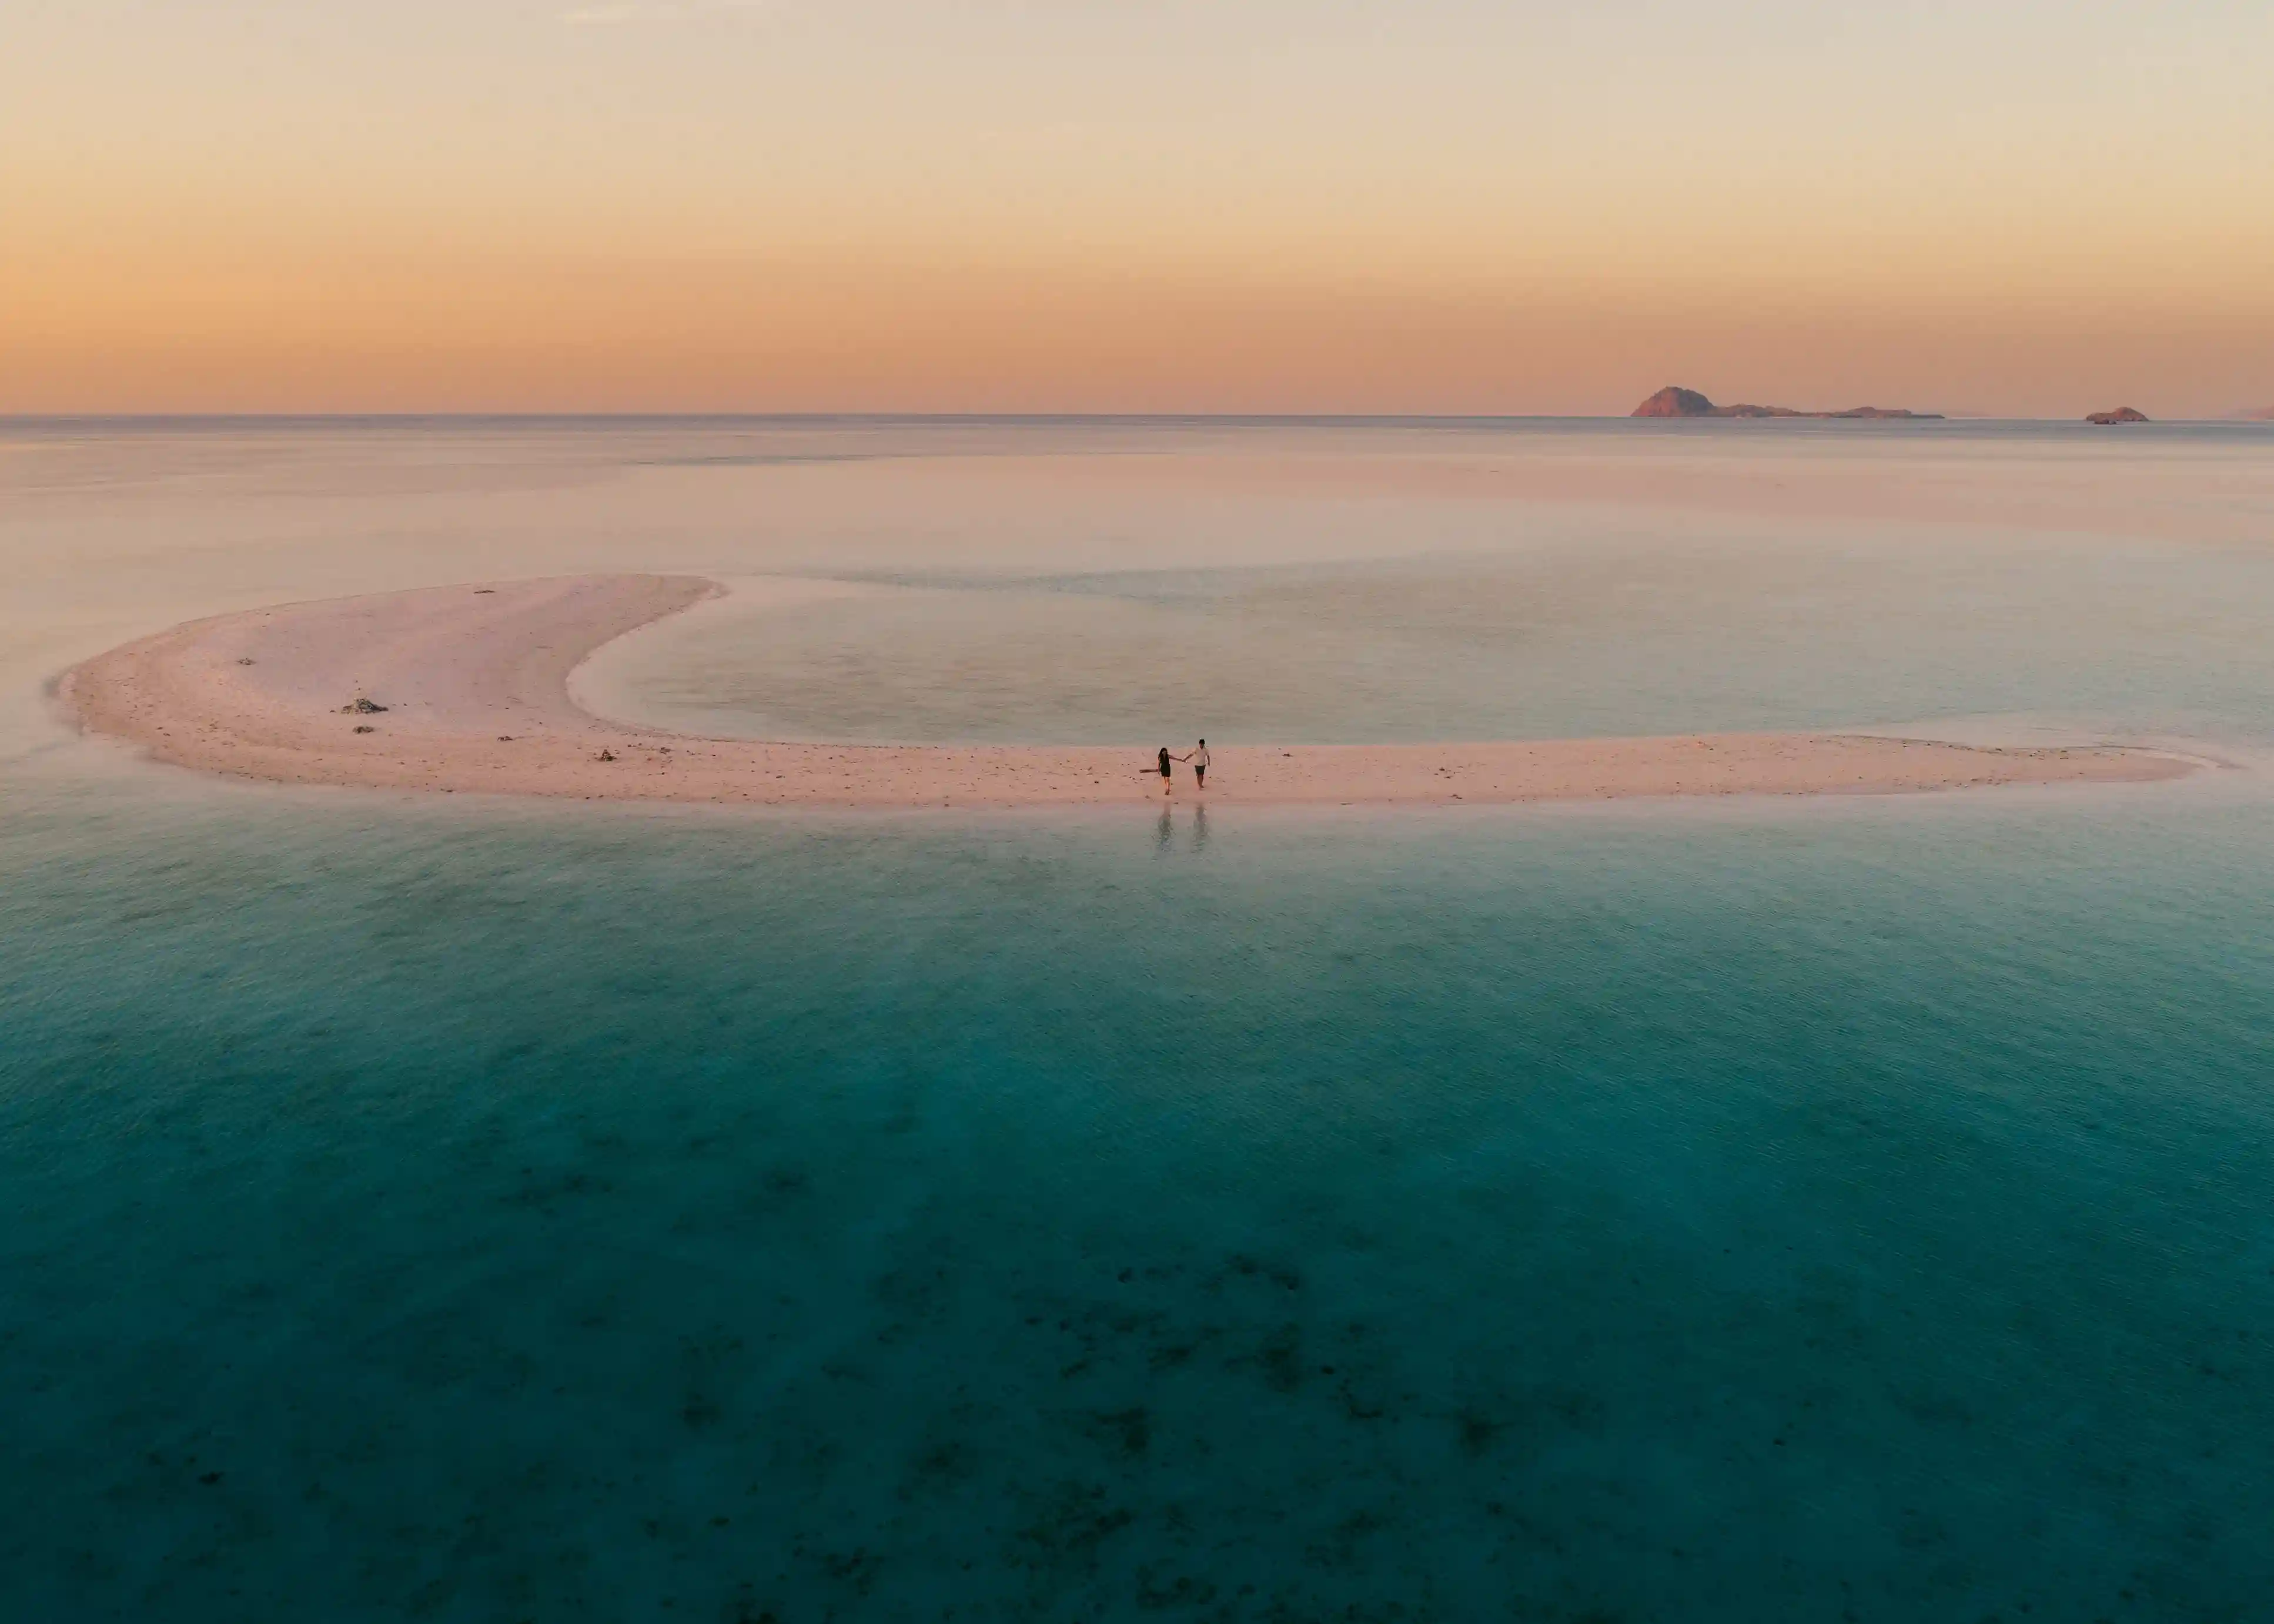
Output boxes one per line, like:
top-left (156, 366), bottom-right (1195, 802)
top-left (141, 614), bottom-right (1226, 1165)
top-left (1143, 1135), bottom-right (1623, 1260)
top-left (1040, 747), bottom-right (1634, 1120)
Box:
top-left (4, 1), bottom-right (2270, 416)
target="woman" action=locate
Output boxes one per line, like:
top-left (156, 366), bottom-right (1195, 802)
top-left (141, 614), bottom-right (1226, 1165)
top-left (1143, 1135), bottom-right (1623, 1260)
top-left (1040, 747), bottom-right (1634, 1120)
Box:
top-left (1157, 745), bottom-right (1174, 795)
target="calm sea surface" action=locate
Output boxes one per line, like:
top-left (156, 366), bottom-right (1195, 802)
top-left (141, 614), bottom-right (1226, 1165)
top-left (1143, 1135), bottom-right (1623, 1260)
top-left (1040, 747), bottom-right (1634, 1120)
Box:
top-left (4, 418), bottom-right (2273, 1619)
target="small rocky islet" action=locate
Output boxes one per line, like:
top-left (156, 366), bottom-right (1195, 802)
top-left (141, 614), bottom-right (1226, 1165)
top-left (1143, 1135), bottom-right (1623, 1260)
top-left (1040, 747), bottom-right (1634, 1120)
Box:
top-left (1631, 386), bottom-right (1941, 420)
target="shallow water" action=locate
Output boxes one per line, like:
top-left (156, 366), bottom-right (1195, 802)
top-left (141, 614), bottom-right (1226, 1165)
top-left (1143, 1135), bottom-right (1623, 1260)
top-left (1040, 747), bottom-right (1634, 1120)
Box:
top-left (5, 418), bottom-right (2274, 1619)
top-left (581, 535), bottom-right (2274, 748)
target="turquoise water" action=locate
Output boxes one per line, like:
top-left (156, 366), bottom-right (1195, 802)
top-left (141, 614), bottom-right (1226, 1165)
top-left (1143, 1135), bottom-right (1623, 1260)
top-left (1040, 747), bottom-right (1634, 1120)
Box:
top-left (6, 419), bottom-right (2274, 1618)
top-left (6, 781), bottom-right (2273, 1619)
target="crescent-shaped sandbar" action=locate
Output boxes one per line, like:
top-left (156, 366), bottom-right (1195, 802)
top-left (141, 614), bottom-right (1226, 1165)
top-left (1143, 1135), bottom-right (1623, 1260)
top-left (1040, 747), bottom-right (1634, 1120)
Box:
top-left (57, 574), bottom-right (2195, 808)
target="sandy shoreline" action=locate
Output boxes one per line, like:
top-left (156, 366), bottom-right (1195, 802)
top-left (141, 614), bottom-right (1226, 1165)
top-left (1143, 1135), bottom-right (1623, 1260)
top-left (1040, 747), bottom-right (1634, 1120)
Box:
top-left (56, 574), bottom-right (2197, 808)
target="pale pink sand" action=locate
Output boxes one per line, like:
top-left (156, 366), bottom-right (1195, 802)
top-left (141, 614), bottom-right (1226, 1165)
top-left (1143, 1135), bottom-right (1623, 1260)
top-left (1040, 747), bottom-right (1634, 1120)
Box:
top-left (58, 574), bottom-right (2195, 809)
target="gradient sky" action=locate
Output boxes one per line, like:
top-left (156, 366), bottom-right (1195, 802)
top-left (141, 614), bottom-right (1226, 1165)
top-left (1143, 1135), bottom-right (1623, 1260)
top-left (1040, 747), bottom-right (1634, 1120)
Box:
top-left (5, 1), bottom-right (2270, 415)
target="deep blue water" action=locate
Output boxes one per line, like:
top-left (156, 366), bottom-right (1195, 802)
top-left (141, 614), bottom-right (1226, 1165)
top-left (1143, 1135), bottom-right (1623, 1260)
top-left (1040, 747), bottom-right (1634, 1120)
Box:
top-left (6, 779), bottom-right (2272, 1621)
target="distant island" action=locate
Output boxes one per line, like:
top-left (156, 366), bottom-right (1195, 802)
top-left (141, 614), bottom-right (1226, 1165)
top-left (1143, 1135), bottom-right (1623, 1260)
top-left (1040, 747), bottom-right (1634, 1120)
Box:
top-left (1632, 386), bottom-right (1942, 420)
top-left (2086, 407), bottom-right (2149, 425)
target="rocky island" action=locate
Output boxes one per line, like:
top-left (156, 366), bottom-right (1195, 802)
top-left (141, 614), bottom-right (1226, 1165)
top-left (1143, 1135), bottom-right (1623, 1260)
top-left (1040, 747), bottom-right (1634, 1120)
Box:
top-left (2086, 407), bottom-right (2150, 425)
top-left (1633, 387), bottom-right (1941, 420)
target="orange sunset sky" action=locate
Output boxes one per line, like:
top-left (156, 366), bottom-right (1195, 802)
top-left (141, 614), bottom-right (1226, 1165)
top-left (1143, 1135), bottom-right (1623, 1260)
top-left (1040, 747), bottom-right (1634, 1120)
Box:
top-left (4, 1), bottom-right (2270, 417)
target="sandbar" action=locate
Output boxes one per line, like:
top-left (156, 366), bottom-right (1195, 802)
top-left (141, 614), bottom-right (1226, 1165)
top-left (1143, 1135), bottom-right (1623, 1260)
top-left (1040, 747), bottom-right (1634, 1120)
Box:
top-left (58, 574), bottom-right (2196, 808)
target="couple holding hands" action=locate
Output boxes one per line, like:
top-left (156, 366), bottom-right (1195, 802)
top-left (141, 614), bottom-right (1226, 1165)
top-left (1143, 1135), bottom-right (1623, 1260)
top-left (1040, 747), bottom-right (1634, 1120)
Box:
top-left (1154, 739), bottom-right (1210, 795)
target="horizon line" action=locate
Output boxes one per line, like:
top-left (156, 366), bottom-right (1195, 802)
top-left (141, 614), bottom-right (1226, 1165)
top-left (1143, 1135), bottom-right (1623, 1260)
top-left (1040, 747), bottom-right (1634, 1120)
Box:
top-left (5, 410), bottom-right (2259, 428)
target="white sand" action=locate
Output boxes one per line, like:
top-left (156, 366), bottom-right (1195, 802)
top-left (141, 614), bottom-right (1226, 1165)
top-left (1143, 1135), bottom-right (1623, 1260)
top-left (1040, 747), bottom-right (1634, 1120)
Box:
top-left (57, 574), bottom-right (2196, 808)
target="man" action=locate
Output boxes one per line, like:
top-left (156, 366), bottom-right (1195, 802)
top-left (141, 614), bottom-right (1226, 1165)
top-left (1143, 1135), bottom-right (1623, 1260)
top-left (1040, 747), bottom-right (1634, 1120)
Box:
top-left (1182, 738), bottom-right (1210, 790)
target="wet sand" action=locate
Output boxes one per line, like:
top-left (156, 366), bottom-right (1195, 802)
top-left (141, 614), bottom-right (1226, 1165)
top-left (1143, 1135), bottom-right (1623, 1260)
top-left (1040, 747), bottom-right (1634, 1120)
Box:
top-left (57, 574), bottom-right (2197, 808)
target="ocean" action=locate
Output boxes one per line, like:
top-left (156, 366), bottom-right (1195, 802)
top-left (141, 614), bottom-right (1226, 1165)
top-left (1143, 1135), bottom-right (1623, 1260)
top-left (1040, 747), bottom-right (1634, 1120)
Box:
top-left (5, 417), bottom-right (2273, 1619)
